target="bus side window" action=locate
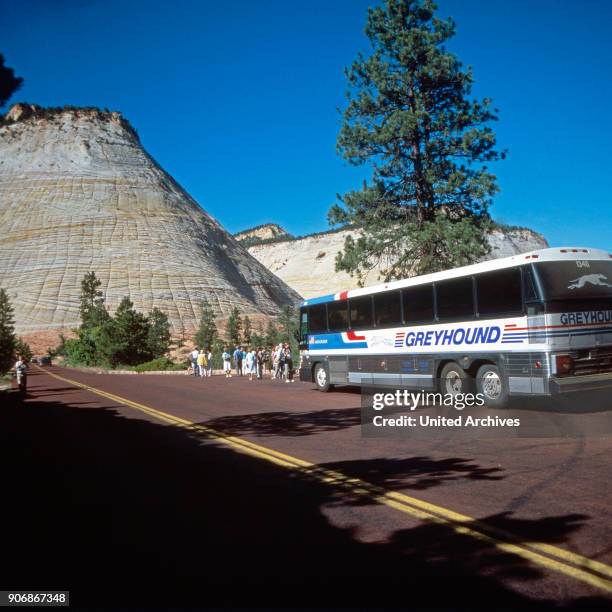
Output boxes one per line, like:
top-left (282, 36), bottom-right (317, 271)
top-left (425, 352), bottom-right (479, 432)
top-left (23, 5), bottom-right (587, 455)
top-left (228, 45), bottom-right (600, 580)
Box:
top-left (308, 304), bottom-right (327, 333)
top-left (476, 268), bottom-right (523, 317)
top-left (300, 308), bottom-right (308, 338)
top-left (374, 291), bottom-right (401, 327)
top-left (403, 284), bottom-right (434, 324)
top-left (349, 296), bottom-right (373, 329)
top-left (522, 266), bottom-right (540, 302)
top-left (327, 300), bottom-right (349, 332)
top-left (436, 278), bottom-right (475, 322)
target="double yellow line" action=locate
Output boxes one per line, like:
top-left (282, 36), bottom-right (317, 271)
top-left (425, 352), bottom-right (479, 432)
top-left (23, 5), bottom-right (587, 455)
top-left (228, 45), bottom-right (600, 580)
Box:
top-left (41, 367), bottom-right (612, 594)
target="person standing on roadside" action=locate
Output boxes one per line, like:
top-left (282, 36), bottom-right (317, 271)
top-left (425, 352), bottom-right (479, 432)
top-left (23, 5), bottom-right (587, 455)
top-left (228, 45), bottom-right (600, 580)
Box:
top-left (189, 347), bottom-right (200, 377)
top-left (277, 344), bottom-right (286, 380)
top-left (222, 348), bottom-right (232, 377)
top-left (197, 350), bottom-right (207, 378)
top-left (14, 354), bottom-right (28, 394)
top-left (233, 346), bottom-right (243, 377)
top-left (245, 348), bottom-right (256, 381)
top-left (205, 348), bottom-right (213, 377)
top-left (284, 344), bottom-right (294, 383)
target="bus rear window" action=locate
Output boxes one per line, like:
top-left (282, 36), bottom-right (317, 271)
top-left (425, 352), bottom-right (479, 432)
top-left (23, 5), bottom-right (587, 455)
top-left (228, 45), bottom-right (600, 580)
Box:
top-left (308, 304), bottom-right (327, 333)
top-left (374, 291), bottom-right (401, 327)
top-left (327, 300), bottom-right (349, 332)
top-left (534, 260), bottom-right (612, 301)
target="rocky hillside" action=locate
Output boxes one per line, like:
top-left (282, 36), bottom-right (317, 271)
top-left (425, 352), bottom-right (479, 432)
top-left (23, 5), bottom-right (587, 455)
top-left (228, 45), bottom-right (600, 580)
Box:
top-left (234, 223), bottom-right (289, 245)
top-left (0, 104), bottom-right (301, 335)
top-left (240, 225), bottom-right (548, 298)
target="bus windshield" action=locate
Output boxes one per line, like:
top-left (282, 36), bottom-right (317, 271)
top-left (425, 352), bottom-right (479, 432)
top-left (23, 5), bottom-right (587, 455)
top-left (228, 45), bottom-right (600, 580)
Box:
top-left (533, 260), bottom-right (612, 301)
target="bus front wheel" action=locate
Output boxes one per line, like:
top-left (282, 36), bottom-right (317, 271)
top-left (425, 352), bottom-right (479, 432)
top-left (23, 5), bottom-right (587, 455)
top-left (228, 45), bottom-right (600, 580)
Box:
top-left (314, 363), bottom-right (331, 392)
top-left (475, 364), bottom-right (509, 408)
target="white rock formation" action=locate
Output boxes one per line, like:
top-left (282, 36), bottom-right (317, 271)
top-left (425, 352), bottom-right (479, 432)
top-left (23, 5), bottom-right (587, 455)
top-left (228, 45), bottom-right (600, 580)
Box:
top-left (245, 225), bottom-right (548, 298)
top-left (0, 104), bottom-right (301, 334)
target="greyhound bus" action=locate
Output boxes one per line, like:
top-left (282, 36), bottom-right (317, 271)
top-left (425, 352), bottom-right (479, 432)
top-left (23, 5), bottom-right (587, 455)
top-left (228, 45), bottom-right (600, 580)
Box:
top-left (297, 247), bottom-right (612, 407)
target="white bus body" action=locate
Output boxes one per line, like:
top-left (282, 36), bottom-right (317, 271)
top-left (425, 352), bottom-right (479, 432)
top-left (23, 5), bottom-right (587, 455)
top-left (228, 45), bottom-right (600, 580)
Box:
top-left (297, 247), bottom-right (612, 407)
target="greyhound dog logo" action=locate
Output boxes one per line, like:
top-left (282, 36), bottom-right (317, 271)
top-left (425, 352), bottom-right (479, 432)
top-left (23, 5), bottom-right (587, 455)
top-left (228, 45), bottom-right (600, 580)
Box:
top-left (568, 274), bottom-right (612, 290)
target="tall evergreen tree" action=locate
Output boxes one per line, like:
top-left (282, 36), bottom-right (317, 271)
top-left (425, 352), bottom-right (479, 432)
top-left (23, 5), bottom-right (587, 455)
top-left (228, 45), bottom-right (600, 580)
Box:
top-left (79, 271), bottom-right (109, 328)
top-left (225, 307), bottom-right (242, 347)
top-left (0, 288), bottom-right (16, 373)
top-left (329, 0), bottom-right (504, 281)
top-left (101, 297), bottom-right (150, 366)
top-left (0, 54), bottom-right (23, 108)
top-left (14, 337), bottom-right (32, 361)
top-left (242, 315), bottom-right (252, 345)
top-left (194, 298), bottom-right (218, 350)
top-left (278, 305), bottom-right (298, 345)
top-left (146, 308), bottom-right (171, 357)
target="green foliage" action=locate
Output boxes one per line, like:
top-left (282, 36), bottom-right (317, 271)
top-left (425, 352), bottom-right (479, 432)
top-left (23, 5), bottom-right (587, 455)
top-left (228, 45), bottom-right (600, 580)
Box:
top-left (225, 307), bottom-right (242, 347)
top-left (242, 315), bottom-right (252, 345)
top-left (58, 272), bottom-right (176, 369)
top-left (146, 308), bottom-right (171, 357)
top-left (14, 337), bottom-right (32, 361)
top-left (330, 0), bottom-right (504, 280)
top-left (264, 320), bottom-right (280, 346)
top-left (80, 271), bottom-right (109, 329)
top-left (0, 54), bottom-right (23, 108)
top-left (0, 288), bottom-right (16, 373)
top-left (277, 306), bottom-right (299, 355)
top-left (194, 298), bottom-right (217, 350)
top-left (133, 357), bottom-right (184, 373)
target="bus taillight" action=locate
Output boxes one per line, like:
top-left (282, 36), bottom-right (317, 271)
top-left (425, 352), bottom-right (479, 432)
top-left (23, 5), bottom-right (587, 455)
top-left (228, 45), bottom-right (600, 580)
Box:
top-left (555, 354), bottom-right (574, 376)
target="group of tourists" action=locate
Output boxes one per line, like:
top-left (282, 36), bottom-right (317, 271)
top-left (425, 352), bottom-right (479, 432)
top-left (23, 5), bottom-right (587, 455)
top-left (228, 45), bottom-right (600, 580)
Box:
top-left (188, 347), bottom-right (213, 378)
top-left (189, 343), bottom-right (295, 382)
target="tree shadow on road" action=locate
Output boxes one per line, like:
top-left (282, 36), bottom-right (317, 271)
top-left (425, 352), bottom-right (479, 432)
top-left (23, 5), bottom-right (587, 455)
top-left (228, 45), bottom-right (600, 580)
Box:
top-left (317, 456), bottom-right (504, 499)
top-left (200, 405), bottom-right (363, 437)
top-left (0, 378), bottom-right (609, 609)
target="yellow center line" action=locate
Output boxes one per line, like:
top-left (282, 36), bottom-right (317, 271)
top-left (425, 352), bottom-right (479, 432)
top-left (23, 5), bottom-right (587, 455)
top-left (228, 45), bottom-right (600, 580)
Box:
top-left (40, 366), bottom-right (612, 594)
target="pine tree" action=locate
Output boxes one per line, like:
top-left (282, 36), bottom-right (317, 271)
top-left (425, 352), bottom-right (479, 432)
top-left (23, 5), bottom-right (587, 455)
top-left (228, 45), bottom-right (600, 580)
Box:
top-left (14, 337), bottom-right (33, 361)
top-left (146, 307), bottom-right (171, 357)
top-left (79, 271), bottom-right (109, 328)
top-left (0, 54), bottom-right (23, 108)
top-left (103, 297), bottom-right (150, 366)
top-left (0, 288), bottom-right (16, 373)
top-left (264, 320), bottom-right (280, 346)
top-left (329, 0), bottom-right (504, 281)
top-left (242, 315), bottom-right (252, 346)
top-left (194, 298), bottom-right (218, 350)
top-left (225, 307), bottom-right (242, 347)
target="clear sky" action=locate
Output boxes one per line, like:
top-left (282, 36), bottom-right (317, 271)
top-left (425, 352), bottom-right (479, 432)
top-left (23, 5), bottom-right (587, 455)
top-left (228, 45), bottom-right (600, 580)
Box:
top-left (2, 0), bottom-right (611, 250)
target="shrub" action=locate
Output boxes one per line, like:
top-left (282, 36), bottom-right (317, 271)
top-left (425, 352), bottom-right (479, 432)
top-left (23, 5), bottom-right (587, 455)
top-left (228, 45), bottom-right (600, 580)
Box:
top-left (132, 357), bottom-right (184, 373)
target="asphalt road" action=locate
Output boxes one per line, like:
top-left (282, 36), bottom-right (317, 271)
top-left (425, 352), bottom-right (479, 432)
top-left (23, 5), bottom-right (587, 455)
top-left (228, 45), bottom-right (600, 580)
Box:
top-left (1, 366), bottom-right (611, 608)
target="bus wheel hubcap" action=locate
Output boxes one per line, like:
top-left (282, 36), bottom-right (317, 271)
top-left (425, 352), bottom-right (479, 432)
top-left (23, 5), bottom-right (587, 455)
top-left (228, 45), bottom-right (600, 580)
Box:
top-left (317, 368), bottom-right (326, 386)
top-left (482, 372), bottom-right (501, 399)
top-left (446, 373), bottom-right (462, 394)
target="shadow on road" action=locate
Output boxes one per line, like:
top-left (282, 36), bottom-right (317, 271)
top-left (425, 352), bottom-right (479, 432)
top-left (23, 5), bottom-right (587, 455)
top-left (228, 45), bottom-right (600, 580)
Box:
top-left (0, 372), bottom-right (609, 608)
top-left (202, 406), bottom-right (362, 437)
top-left (318, 456), bottom-right (504, 499)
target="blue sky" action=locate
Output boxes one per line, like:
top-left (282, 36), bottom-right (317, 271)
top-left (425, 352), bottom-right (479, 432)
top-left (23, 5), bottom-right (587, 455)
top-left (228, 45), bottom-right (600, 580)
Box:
top-left (2, 0), bottom-right (611, 250)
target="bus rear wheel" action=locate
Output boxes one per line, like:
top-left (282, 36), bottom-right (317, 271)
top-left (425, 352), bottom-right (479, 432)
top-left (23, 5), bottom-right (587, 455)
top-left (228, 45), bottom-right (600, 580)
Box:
top-left (439, 362), bottom-right (471, 395)
top-left (476, 364), bottom-right (509, 408)
top-left (314, 363), bottom-right (332, 392)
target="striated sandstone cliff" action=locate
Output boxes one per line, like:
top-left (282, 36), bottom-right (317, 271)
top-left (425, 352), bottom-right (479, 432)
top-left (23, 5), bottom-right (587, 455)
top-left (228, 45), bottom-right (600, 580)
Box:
top-left (0, 104), bottom-right (301, 334)
top-left (242, 224), bottom-right (548, 298)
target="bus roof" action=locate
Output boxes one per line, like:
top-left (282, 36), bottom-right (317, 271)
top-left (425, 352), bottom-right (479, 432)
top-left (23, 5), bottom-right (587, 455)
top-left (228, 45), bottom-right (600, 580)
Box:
top-left (301, 246), bottom-right (612, 306)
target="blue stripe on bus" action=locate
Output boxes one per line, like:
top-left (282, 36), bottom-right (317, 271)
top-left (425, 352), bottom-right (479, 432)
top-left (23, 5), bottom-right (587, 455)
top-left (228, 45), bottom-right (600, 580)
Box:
top-left (302, 293), bottom-right (336, 306)
top-left (308, 333), bottom-right (367, 350)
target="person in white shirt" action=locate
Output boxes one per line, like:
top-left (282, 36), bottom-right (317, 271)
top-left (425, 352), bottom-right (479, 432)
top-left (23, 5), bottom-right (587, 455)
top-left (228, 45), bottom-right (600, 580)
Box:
top-left (189, 347), bottom-right (199, 377)
top-left (205, 349), bottom-right (213, 377)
